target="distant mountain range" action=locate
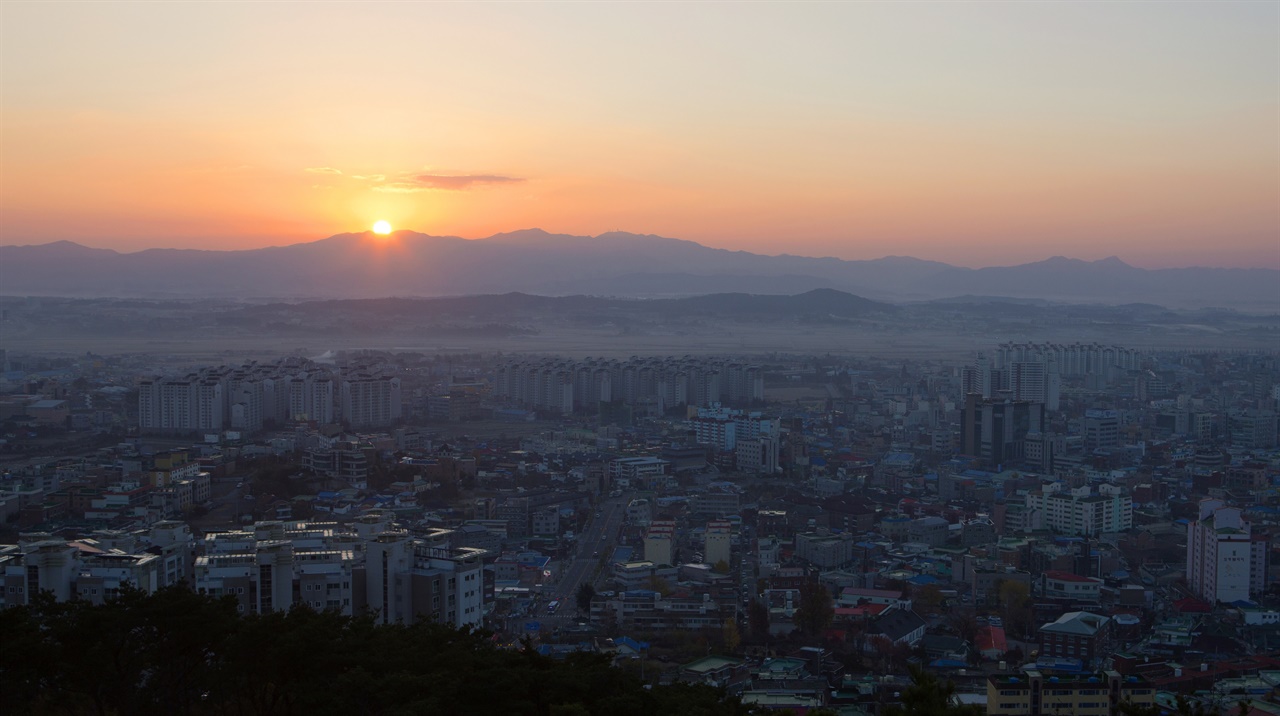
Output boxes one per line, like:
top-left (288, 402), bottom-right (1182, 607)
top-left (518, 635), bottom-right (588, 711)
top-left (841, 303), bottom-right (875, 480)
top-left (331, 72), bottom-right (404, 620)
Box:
top-left (2, 229), bottom-right (1276, 310)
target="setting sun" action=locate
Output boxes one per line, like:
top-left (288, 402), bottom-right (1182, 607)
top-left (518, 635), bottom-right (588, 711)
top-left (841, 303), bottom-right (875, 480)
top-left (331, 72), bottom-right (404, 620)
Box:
top-left (372, 220), bottom-right (392, 235)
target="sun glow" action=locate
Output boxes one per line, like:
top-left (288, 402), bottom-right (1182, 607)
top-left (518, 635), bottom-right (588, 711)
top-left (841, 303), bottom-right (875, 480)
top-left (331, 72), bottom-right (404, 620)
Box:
top-left (372, 220), bottom-right (392, 235)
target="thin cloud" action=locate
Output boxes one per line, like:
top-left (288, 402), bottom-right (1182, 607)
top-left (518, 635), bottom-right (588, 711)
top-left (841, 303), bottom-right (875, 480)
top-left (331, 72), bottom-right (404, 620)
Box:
top-left (371, 173), bottom-right (526, 192)
top-left (372, 182), bottom-right (427, 194)
top-left (413, 173), bottom-right (524, 190)
top-left (350, 174), bottom-right (385, 181)
top-left (305, 167), bottom-right (343, 175)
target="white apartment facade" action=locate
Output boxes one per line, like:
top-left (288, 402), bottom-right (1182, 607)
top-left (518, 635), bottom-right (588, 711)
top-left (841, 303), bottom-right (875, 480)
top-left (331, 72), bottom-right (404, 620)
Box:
top-left (1025, 484), bottom-right (1132, 536)
top-left (1187, 498), bottom-right (1266, 604)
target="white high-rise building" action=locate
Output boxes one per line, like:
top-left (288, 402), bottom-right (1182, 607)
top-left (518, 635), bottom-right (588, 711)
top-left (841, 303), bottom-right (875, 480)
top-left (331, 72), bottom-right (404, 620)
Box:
top-left (341, 375), bottom-right (402, 428)
top-left (1010, 360), bottom-right (1060, 411)
top-left (1187, 499), bottom-right (1266, 604)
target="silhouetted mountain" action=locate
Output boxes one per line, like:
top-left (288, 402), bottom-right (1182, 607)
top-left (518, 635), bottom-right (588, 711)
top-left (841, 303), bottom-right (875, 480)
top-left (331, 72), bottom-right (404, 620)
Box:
top-left (1, 230), bottom-right (1275, 309)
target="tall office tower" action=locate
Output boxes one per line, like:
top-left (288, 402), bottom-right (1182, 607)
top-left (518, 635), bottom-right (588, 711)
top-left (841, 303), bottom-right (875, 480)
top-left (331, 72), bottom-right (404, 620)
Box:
top-left (961, 395), bottom-right (1045, 468)
top-left (1186, 499), bottom-right (1267, 603)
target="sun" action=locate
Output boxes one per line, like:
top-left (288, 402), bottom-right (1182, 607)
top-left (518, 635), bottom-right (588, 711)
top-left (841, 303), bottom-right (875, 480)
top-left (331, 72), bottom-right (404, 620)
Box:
top-left (372, 220), bottom-right (392, 235)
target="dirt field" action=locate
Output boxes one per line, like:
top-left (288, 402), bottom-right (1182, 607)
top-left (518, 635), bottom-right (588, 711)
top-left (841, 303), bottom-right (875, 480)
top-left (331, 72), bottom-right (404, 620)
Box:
top-left (5, 316), bottom-right (1276, 361)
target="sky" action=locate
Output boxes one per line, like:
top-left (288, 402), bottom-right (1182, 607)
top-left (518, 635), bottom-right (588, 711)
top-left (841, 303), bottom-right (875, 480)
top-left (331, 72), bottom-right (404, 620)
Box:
top-left (1, 2), bottom-right (1277, 269)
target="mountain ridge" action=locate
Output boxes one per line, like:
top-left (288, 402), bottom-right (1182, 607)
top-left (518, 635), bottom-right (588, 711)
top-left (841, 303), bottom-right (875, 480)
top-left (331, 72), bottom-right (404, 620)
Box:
top-left (1, 230), bottom-right (1276, 310)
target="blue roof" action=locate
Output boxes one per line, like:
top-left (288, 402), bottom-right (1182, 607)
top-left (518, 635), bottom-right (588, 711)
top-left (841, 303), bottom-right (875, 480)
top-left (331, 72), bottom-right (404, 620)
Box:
top-left (908, 575), bottom-right (939, 585)
top-left (615, 636), bottom-right (650, 651)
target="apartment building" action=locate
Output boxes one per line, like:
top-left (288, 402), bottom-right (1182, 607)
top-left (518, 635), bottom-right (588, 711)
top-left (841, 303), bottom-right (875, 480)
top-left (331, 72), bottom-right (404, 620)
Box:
top-left (704, 521), bottom-right (732, 567)
top-left (690, 490), bottom-right (741, 518)
top-left (1186, 498), bottom-right (1267, 603)
top-left (139, 358), bottom-right (399, 434)
top-left (795, 531), bottom-right (855, 569)
top-left (986, 671), bottom-right (1155, 716)
top-left (1038, 611), bottom-right (1111, 666)
top-left (1025, 484), bottom-right (1132, 536)
top-left (365, 531), bottom-right (486, 628)
top-left (644, 520), bottom-right (677, 566)
top-left (341, 374), bottom-right (402, 428)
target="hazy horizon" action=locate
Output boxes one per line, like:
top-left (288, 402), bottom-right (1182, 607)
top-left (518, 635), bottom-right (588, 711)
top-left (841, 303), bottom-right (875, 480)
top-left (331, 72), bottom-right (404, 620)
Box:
top-left (4, 227), bottom-right (1278, 273)
top-left (2, 2), bottom-right (1277, 270)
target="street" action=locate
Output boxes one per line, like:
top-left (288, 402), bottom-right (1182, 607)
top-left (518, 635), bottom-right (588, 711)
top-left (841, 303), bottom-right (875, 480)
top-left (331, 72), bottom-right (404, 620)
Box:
top-left (539, 494), bottom-right (627, 629)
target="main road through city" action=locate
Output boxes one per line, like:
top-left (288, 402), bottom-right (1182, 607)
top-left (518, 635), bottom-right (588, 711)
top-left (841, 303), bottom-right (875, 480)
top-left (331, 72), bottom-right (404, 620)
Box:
top-left (538, 494), bottom-right (627, 630)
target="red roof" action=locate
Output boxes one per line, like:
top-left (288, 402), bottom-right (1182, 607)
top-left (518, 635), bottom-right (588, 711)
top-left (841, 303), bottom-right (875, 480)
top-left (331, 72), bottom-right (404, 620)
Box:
top-left (834, 604), bottom-right (889, 618)
top-left (976, 625), bottom-right (1007, 654)
top-left (1043, 570), bottom-right (1098, 583)
top-left (1172, 597), bottom-right (1213, 613)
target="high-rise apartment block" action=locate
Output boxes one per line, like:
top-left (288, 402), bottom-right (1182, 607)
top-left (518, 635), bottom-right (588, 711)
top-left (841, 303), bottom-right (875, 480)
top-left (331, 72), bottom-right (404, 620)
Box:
top-left (1186, 499), bottom-right (1267, 604)
top-left (139, 358), bottom-right (400, 434)
top-left (495, 357), bottom-right (764, 414)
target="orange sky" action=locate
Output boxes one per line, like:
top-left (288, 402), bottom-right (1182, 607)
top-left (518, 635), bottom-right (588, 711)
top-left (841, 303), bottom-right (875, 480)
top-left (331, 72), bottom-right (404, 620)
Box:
top-left (1, 2), bottom-right (1277, 268)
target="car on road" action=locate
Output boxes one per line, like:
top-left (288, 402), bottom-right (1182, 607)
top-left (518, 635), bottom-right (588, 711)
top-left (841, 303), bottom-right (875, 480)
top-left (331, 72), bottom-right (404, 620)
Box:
top-left (547, 600), bottom-right (560, 614)
top-left (592, 551), bottom-right (599, 558)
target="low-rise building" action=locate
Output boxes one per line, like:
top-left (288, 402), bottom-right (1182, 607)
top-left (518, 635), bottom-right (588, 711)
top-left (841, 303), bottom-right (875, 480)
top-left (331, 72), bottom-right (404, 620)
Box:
top-left (986, 671), bottom-right (1154, 716)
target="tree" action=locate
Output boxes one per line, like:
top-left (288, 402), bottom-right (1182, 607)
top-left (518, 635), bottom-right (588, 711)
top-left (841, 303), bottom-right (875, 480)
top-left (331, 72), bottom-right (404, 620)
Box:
top-left (793, 581), bottom-right (834, 636)
top-left (576, 582), bottom-right (596, 613)
top-left (747, 599), bottom-right (771, 638)
top-left (0, 588), bottom-right (759, 716)
top-left (722, 618), bottom-right (741, 653)
top-left (997, 580), bottom-right (1032, 638)
top-left (915, 584), bottom-right (944, 613)
top-left (1118, 694), bottom-right (1222, 716)
top-left (883, 665), bottom-right (982, 716)
top-left (649, 576), bottom-right (672, 596)
top-left (947, 609), bottom-right (980, 644)
top-left (713, 559), bottom-right (730, 574)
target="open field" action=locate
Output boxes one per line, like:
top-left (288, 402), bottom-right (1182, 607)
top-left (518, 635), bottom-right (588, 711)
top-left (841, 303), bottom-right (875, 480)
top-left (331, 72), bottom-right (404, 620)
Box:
top-left (2, 295), bottom-right (1276, 360)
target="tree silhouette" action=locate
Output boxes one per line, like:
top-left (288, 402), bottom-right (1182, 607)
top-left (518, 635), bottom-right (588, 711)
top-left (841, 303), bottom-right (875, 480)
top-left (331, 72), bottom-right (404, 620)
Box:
top-left (883, 665), bottom-right (982, 716)
top-left (794, 581), bottom-right (834, 636)
top-left (0, 586), bottom-right (756, 716)
top-left (577, 582), bottom-right (596, 613)
top-left (747, 599), bottom-right (771, 638)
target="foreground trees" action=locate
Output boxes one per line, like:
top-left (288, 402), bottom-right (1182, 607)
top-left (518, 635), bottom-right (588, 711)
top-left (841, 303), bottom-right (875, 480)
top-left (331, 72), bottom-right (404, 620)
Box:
top-left (883, 666), bottom-right (982, 716)
top-left (0, 586), bottom-right (753, 716)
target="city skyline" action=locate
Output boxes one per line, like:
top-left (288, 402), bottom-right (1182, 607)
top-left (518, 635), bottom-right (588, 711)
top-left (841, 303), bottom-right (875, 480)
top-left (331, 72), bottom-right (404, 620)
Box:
top-left (2, 2), bottom-right (1277, 269)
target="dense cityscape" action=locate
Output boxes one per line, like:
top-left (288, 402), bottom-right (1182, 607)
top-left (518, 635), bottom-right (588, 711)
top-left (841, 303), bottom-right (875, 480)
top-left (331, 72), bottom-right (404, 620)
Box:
top-left (1, 342), bottom-right (1278, 714)
top-left (3, 2), bottom-right (1278, 714)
